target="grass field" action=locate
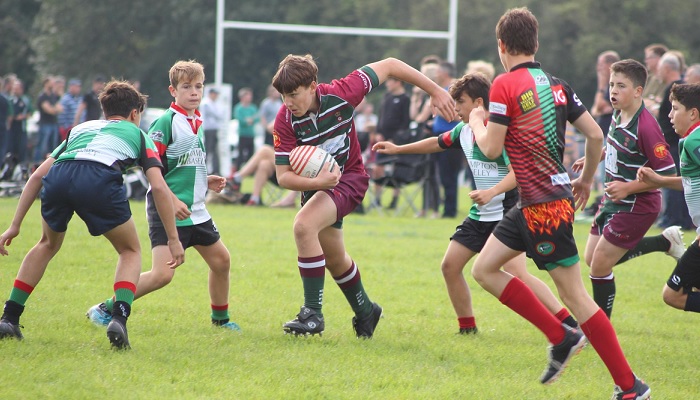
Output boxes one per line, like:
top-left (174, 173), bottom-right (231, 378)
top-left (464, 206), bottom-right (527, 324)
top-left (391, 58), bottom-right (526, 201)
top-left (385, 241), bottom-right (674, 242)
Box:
top-left (0, 191), bottom-right (698, 399)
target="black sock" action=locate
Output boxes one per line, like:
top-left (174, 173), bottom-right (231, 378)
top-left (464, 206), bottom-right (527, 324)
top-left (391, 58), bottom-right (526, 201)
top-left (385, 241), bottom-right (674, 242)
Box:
top-left (112, 301), bottom-right (131, 320)
top-left (562, 315), bottom-right (578, 328)
top-left (616, 236), bottom-right (668, 265)
top-left (2, 300), bottom-right (24, 325)
top-left (590, 276), bottom-right (616, 318)
top-left (212, 318), bottom-right (230, 326)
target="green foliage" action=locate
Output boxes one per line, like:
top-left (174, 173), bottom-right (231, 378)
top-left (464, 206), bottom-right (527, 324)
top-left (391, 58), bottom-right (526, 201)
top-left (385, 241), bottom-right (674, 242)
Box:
top-left (1, 195), bottom-right (699, 398)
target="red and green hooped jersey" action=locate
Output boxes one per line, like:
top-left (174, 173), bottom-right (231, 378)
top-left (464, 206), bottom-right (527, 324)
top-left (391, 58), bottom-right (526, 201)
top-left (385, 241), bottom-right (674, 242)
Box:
top-left (273, 65), bottom-right (378, 177)
top-left (598, 104), bottom-right (676, 215)
top-left (51, 119), bottom-right (162, 173)
top-left (488, 62), bottom-right (587, 208)
top-left (438, 121), bottom-right (515, 221)
top-left (146, 103), bottom-right (210, 227)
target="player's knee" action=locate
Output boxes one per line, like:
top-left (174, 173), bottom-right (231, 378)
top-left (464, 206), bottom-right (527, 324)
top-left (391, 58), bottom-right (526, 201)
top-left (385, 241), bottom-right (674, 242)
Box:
top-left (292, 218), bottom-right (318, 240)
top-left (441, 260), bottom-right (462, 277)
top-left (661, 285), bottom-right (683, 309)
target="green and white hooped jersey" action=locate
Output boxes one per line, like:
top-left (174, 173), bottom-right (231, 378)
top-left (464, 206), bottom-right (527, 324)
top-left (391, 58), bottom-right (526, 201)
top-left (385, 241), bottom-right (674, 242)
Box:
top-left (438, 122), bottom-right (512, 222)
top-left (51, 119), bottom-right (161, 172)
top-left (146, 105), bottom-right (210, 227)
top-left (680, 124), bottom-right (700, 235)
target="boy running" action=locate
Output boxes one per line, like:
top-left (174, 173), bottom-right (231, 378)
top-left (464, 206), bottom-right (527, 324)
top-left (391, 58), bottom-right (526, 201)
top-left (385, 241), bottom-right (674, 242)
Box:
top-left (467, 8), bottom-right (650, 399)
top-left (272, 54), bottom-right (455, 337)
top-left (87, 61), bottom-right (240, 331)
top-left (0, 81), bottom-right (184, 349)
top-left (638, 83), bottom-right (700, 313)
top-left (373, 73), bottom-right (578, 334)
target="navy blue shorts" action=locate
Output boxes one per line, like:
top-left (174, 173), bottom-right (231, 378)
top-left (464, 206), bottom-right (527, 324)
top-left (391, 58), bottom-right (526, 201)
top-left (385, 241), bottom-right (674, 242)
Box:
top-left (148, 219), bottom-right (220, 249)
top-left (41, 160), bottom-right (131, 236)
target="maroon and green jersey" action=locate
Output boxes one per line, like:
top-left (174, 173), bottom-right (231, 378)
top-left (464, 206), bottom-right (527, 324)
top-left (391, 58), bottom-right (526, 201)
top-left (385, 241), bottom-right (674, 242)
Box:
top-left (273, 65), bottom-right (378, 177)
top-left (488, 62), bottom-right (587, 208)
top-left (598, 104), bottom-right (676, 214)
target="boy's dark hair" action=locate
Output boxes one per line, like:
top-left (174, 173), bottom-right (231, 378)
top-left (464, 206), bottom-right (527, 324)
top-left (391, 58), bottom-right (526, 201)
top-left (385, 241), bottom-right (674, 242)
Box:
top-left (449, 73), bottom-right (491, 108)
top-left (272, 54), bottom-right (318, 95)
top-left (610, 59), bottom-right (648, 89)
top-left (99, 80), bottom-right (147, 118)
top-left (496, 7), bottom-right (538, 56)
top-left (669, 83), bottom-right (700, 113)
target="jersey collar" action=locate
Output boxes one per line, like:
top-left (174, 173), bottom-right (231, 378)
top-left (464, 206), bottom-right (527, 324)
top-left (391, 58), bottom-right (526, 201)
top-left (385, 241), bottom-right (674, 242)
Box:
top-left (510, 61), bottom-right (541, 72)
top-left (685, 121), bottom-right (700, 138)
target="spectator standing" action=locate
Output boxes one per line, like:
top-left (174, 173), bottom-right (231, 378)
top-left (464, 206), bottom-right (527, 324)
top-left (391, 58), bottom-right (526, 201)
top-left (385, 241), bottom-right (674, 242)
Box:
top-left (656, 52), bottom-right (694, 230)
top-left (233, 87), bottom-right (258, 172)
top-left (0, 86), bottom-right (11, 168)
top-left (591, 51), bottom-right (620, 192)
top-left (354, 98), bottom-right (377, 155)
top-left (642, 44), bottom-right (668, 117)
top-left (259, 84), bottom-right (282, 147)
top-left (685, 64), bottom-right (700, 84)
top-left (432, 60), bottom-right (462, 218)
top-left (34, 77), bottom-right (63, 162)
top-left (58, 78), bottom-right (82, 141)
top-left (8, 79), bottom-right (32, 164)
top-left (73, 75), bottom-right (106, 126)
top-left (200, 88), bottom-right (226, 175)
top-left (372, 77), bottom-right (411, 209)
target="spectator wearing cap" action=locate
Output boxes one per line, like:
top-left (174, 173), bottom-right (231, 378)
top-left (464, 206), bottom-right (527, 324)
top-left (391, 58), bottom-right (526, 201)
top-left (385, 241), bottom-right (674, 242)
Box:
top-left (58, 78), bottom-right (82, 140)
top-left (73, 75), bottom-right (106, 125)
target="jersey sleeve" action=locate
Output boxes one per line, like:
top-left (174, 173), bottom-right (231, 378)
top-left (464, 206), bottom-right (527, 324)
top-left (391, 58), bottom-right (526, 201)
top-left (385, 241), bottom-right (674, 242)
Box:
top-left (558, 80), bottom-right (588, 123)
top-left (138, 130), bottom-right (164, 172)
top-left (273, 107), bottom-right (297, 166)
top-left (437, 122), bottom-right (465, 149)
top-left (487, 75), bottom-right (512, 127)
top-left (147, 113), bottom-right (173, 160)
top-left (637, 111), bottom-right (677, 176)
top-left (322, 66), bottom-right (379, 109)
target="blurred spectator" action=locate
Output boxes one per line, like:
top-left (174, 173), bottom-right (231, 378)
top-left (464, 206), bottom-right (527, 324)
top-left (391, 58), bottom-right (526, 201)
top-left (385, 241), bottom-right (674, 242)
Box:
top-left (685, 64), bottom-right (700, 84)
top-left (432, 60), bottom-right (461, 218)
top-left (354, 98), bottom-right (377, 154)
top-left (228, 144), bottom-right (296, 207)
top-left (591, 50), bottom-right (619, 192)
top-left (259, 84), bottom-right (282, 147)
top-left (58, 78), bottom-right (82, 141)
top-left (0, 85), bottom-right (11, 168)
top-left (642, 44), bottom-right (668, 117)
top-left (34, 76), bottom-right (62, 161)
top-left (371, 77), bottom-right (411, 209)
top-left (465, 59), bottom-right (496, 82)
top-left (8, 79), bottom-right (32, 164)
top-left (73, 75), bottom-right (105, 126)
top-left (656, 51), bottom-right (693, 230)
top-left (233, 87), bottom-right (259, 172)
top-left (200, 88), bottom-right (226, 175)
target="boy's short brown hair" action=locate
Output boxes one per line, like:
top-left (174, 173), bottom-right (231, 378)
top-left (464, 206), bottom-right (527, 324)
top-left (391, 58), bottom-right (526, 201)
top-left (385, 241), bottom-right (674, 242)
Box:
top-left (271, 54), bottom-right (318, 95)
top-left (496, 7), bottom-right (538, 56)
top-left (449, 73), bottom-right (491, 108)
top-left (99, 80), bottom-right (147, 118)
top-left (610, 59), bottom-right (648, 90)
top-left (169, 60), bottom-right (205, 88)
top-left (670, 83), bottom-right (700, 114)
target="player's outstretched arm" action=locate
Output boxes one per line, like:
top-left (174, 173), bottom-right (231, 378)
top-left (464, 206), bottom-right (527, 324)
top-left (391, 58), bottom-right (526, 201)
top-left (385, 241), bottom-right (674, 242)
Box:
top-left (373, 137), bottom-right (441, 155)
top-left (0, 158), bottom-right (55, 255)
top-left (145, 167), bottom-right (185, 268)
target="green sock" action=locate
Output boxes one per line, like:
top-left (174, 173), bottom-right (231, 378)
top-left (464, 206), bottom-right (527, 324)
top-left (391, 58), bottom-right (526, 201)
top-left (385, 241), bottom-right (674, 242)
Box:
top-left (334, 261), bottom-right (372, 318)
top-left (591, 275), bottom-right (616, 318)
top-left (105, 297), bottom-right (115, 313)
top-left (298, 255), bottom-right (326, 313)
top-left (211, 305), bottom-right (229, 322)
top-left (616, 235), bottom-right (668, 265)
top-left (8, 281), bottom-right (33, 307)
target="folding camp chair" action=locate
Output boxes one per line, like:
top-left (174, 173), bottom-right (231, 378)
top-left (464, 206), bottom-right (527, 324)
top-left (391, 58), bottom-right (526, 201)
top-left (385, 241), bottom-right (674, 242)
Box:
top-left (366, 152), bottom-right (431, 216)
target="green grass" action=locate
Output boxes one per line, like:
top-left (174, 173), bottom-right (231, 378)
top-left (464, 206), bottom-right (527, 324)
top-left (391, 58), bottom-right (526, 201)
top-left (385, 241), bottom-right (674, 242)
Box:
top-left (0, 191), bottom-right (698, 399)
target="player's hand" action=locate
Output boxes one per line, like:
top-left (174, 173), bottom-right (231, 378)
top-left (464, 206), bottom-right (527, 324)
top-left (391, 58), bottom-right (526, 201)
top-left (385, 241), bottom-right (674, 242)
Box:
top-left (430, 90), bottom-right (457, 122)
top-left (372, 141), bottom-right (398, 154)
top-left (571, 176), bottom-right (592, 211)
top-left (166, 240), bottom-right (186, 269)
top-left (469, 189), bottom-right (494, 206)
top-left (603, 181), bottom-right (628, 202)
top-left (207, 175), bottom-right (226, 193)
top-left (0, 226), bottom-right (20, 256)
top-left (174, 199), bottom-right (192, 220)
top-left (637, 167), bottom-right (662, 186)
top-left (315, 161), bottom-right (341, 189)
top-left (571, 156), bottom-right (586, 174)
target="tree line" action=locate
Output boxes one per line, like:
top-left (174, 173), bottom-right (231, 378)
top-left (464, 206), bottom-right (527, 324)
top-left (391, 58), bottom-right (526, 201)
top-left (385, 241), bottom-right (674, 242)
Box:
top-left (2, 0), bottom-right (697, 109)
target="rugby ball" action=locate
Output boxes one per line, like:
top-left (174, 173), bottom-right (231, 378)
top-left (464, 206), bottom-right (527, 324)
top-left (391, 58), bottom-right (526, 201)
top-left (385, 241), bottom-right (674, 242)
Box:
top-left (289, 145), bottom-right (338, 178)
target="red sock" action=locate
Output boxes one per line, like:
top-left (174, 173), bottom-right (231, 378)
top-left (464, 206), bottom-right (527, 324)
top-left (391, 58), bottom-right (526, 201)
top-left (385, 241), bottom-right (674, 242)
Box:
top-left (458, 316), bottom-right (476, 329)
top-left (580, 309), bottom-right (634, 390)
top-left (499, 278), bottom-right (565, 344)
top-left (554, 308), bottom-right (571, 322)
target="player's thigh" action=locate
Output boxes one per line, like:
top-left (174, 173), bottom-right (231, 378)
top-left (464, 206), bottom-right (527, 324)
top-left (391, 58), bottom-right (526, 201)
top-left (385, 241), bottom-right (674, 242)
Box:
top-left (103, 217), bottom-right (141, 255)
top-left (501, 253), bottom-right (530, 278)
top-left (472, 234), bottom-right (522, 275)
top-left (195, 240), bottom-right (231, 273)
top-left (583, 233), bottom-right (601, 267)
top-left (588, 236), bottom-right (629, 276)
top-left (441, 240), bottom-right (476, 274)
top-left (294, 191), bottom-right (337, 232)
